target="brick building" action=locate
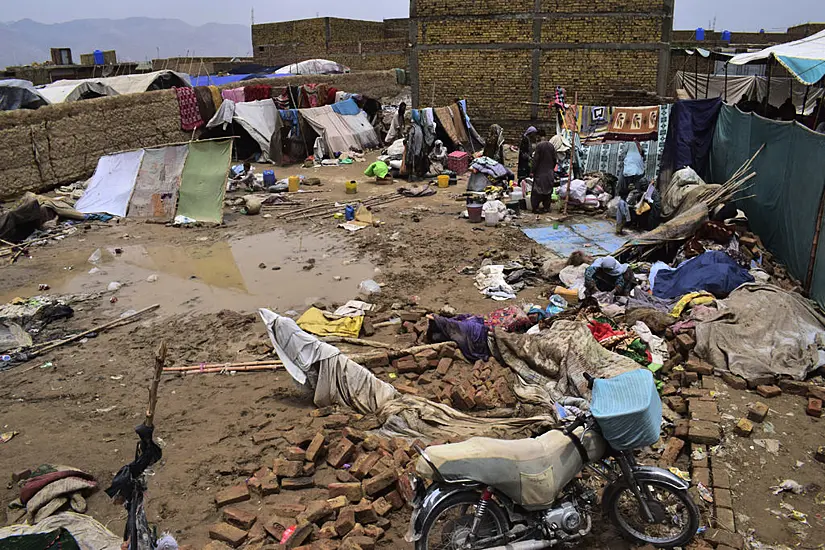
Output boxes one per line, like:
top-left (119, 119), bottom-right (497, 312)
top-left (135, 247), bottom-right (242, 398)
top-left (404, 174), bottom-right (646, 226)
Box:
top-left (410, 0), bottom-right (675, 133)
top-left (252, 18), bottom-right (408, 71)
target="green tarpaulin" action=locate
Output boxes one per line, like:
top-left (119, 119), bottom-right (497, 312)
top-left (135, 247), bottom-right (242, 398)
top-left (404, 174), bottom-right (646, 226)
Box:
top-left (710, 105), bottom-right (825, 306)
top-left (176, 140), bottom-right (232, 224)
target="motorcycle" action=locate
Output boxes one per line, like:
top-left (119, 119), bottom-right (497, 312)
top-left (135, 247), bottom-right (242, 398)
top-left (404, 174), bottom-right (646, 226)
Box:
top-left (402, 369), bottom-right (699, 550)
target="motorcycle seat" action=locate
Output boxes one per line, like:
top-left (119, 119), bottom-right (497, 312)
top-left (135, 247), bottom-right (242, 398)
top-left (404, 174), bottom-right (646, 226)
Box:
top-left (416, 429), bottom-right (606, 508)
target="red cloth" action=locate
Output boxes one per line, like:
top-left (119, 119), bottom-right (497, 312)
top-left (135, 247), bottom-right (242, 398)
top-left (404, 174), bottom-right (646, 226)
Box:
top-left (484, 307), bottom-right (532, 333)
top-left (174, 87), bottom-right (204, 131)
top-left (587, 321), bottom-right (628, 343)
top-left (327, 87), bottom-right (339, 105)
top-left (21, 470), bottom-right (96, 504)
top-left (244, 85), bottom-right (272, 102)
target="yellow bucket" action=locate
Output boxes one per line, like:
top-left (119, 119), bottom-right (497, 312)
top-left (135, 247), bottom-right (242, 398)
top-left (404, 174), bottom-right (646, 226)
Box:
top-left (437, 174), bottom-right (450, 188)
top-left (288, 175), bottom-right (300, 193)
top-left (345, 180), bottom-right (358, 194)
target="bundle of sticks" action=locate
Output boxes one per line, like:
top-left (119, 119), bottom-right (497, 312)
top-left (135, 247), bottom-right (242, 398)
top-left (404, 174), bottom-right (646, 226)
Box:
top-left (279, 192), bottom-right (405, 222)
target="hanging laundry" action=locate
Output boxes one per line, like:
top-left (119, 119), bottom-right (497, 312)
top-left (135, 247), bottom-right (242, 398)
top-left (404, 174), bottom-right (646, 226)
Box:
top-left (174, 87), bottom-right (204, 131)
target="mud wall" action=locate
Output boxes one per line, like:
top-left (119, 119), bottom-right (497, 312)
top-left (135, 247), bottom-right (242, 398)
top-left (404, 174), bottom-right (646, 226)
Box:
top-left (0, 70), bottom-right (405, 200)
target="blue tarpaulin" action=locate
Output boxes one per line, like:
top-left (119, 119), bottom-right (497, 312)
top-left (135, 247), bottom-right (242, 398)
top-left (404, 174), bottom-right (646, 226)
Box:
top-left (190, 74), bottom-right (292, 86)
top-left (523, 220), bottom-right (630, 258)
top-left (331, 98), bottom-right (361, 116)
top-left (652, 251), bottom-right (754, 300)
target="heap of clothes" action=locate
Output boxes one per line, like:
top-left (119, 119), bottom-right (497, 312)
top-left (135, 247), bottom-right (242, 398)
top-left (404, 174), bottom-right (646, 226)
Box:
top-left (9, 466), bottom-right (97, 524)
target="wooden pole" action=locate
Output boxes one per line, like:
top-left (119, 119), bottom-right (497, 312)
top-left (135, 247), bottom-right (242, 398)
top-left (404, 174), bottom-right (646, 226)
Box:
top-left (724, 63), bottom-right (729, 102)
top-left (145, 341), bottom-right (167, 428)
top-left (805, 185), bottom-right (825, 292)
top-left (563, 92), bottom-right (578, 216)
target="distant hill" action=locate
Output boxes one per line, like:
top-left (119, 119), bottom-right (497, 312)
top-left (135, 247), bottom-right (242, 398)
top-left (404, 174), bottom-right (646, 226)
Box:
top-left (0, 18), bottom-right (251, 70)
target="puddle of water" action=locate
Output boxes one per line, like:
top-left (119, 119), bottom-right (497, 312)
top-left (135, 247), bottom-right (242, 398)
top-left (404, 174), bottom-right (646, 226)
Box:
top-left (3, 230), bottom-right (375, 316)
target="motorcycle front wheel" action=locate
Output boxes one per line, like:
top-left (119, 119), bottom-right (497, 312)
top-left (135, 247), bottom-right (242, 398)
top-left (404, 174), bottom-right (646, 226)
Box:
top-left (606, 480), bottom-right (700, 548)
top-left (416, 491), bottom-right (509, 550)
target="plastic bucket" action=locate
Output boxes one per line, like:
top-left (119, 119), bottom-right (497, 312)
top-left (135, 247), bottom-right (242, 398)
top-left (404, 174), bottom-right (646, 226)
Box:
top-left (345, 180), bottom-right (358, 194)
top-left (484, 210), bottom-right (499, 226)
top-left (506, 200), bottom-right (520, 215)
top-left (467, 204), bottom-right (483, 223)
top-left (437, 174), bottom-right (450, 188)
top-left (288, 175), bottom-right (300, 193)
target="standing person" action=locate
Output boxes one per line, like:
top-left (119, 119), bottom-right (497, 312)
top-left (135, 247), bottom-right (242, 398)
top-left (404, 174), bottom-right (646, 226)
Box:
top-left (483, 124), bottom-right (505, 163)
top-left (518, 126), bottom-right (538, 181)
top-left (615, 142), bottom-right (645, 234)
top-left (778, 97), bottom-right (796, 121)
top-left (531, 130), bottom-right (557, 213)
top-left (385, 102), bottom-right (407, 144)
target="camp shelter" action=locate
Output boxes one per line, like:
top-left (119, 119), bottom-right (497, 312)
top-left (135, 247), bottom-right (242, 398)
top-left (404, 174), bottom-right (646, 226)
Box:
top-left (45, 70), bottom-right (191, 97)
top-left (37, 81), bottom-right (119, 104)
top-left (300, 99), bottom-right (380, 155)
top-left (0, 80), bottom-right (48, 111)
top-left (176, 139), bottom-right (233, 224)
top-left (270, 110), bottom-right (313, 166)
top-left (204, 99), bottom-right (281, 162)
top-left (274, 59), bottom-right (349, 76)
top-left (128, 145), bottom-right (188, 222)
top-left (75, 150), bottom-right (146, 217)
top-left (429, 101), bottom-right (485, 153)
top-left (729, 29), bottom-right (825, 86)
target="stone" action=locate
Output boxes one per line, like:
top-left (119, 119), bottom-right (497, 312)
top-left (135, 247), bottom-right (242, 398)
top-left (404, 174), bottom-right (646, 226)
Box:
top-left (747, 402), bottom-right (769, 423)
top-left (215, 485), bottom-right (250, 507)
top-left (686, 357), bottom-right (714, 376)
top-left (334, 509), bottom-right (356, 537)
top-left (807, 398), bottom-right (823, 418)
top-left (720, 372), bottom-right (748, 391)
top-left (286, 447), bottom-right (307, 462)
top-left (688, 420), bottom-right (722, 445)
top-left (328, 495), bottom-right (349, 510)
top-left (692, 467), bottom-right (710, 488)
top-left (715, 507), bottom-right (736, 532)
top-left (362, 468), bottom-right (398, 496)
top-left (371, 497), bottom-right (392, 517)
top-left (714, 488), bottom-right (733, 510)
top-left (660, 437), bottom-right (685, 465)
top-left (704, 528), bottom-right (744, 549)
top-left (675, 333), bottom-right (696, 355)
top-left (223, 507), bottom-right (257, 530)
top-left (298, 500), bottom-right (333, 525)
top-left (350, 502), bottom-right (379, 524)
top-left (282, 477), bottom-right (316, 490)
top-left (328, 482), bottom-right (364, 502)
top-left (664, 396), bottom-right (687, 414)
top-left (712, 467), bottom-right (731, 490)
top-left (274, 459), bottom-right (304, 478)
top-left (305, 433), bottom-right (326, 463)
top-left (734, 418), bottom-right (753, 437)
top-left (778, 379), bottom-right (811, 396)
top-left (327, 438), bottom-right (357, 469)
top-left (209, 523), bottom-right (248, 548)
top-left (756, 385), bottom-right (782, 398)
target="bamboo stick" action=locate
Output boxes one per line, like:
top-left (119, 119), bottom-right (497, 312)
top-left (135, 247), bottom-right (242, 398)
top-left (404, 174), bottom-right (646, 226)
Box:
top-left (29, 304), bottom-right (161, 358)
top-left (145, 341), bottom-right (167, 428)
top-left (286, 195), bottom-right (405, 221)
top-left (0, 232), bottom-right (72, 255)
top-left (165, 359), bottom-right (282, 372)
top-left (322, 337), bottom-right (395, 349)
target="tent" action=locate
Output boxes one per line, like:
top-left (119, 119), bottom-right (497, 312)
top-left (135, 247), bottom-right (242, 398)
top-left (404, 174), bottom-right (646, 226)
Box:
top-left (729, 29), bottom-right (825, 86)
top-left (274, 59), bottom-right (349, 76)
top-left (0, 80), bottom-right (48, 111)
top-left (300, 100), bottom-right (379, 154)
top-left (44, 70), bottom-right (191, 97)
top-left (37, 81), bottom-right (119, 104)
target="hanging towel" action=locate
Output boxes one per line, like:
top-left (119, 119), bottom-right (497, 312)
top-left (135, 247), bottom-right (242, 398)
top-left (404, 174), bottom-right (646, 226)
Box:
top-left (208, 85), bottom-right (223, 109)
top-left (221, 87), bottom-right (245, 103)
top-left (174, 87), bottom-right (204, 131)
top-left (244, 85), bottom-right (272, 102)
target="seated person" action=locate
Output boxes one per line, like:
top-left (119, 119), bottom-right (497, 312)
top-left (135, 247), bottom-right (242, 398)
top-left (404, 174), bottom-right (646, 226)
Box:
top-left (584, 256), bottom-right (635, 296)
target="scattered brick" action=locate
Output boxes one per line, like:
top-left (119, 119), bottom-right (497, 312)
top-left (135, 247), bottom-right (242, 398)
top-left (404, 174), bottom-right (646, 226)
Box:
top-left (324, 415), bottom-right (351, 429)
top-left (363, 468), bottom-right (398, 496)
top-left (712, 466), bottom-right (731, 490)
top-left (327, 438), bottom-right (357, 469)
top-left (809, 385), bottom-right (825, 401)
top-left (688, 420), bottom-right (721, 445)
top-left (282, 477), bottom-right (315, 490)
top-left (274, 459), bottom-right (304, 478)
top-left (720, 372), bottom-right (748, 391)
top-left (371, 497), bottom-right (393, 517)
top-left (351, 453), bottom-right (382, 479)
top-left (807, 398), bottom-right (823, 418)
top-left (334, 509), bottom-right (356, 537)
top-left (305, 433), bottom-right (326, 463)
top-left (778, 379), bottom-right (810, 396)
top-left (436, 357), bottom-right (453, 375)
top-left (395, 384), bottom-right (419, 396)
top-left (415, 349), bottom-right (438, 361)
top-left (209, 523), bottom-right (248, 548)
top-left (329, 482), bottom-right (364, 502)
top-left (385, 490), bottom-right (404, 510)
top-left (660, 437), bottom-right (685, 465)
top-left (286, 447), bottom-right (307, 462)
top-left (11, 469), bottom-right (31, 483)
top-left (747, 402), bottom-right (769, 423)
top-left (674, 419), bottom-right (690, 439)
top-left (704, 528), bottom-right (744, 549)
top-left (222, 507), bottom-right (257, 530)
top-left (689, 399), bottom-right (721, 423)
top-left (342, 427), bottom-right (366, 443)
top-left (686, 357), bottom-right (714, 376)
top-left (252, 431), bottom-right (281, 445)
top-left (343, 536), bottom-right (376, 550)
top-left (715, 507), bottom-right (736, 532)
top-left (682, 388), bottom-right (712, 399)
top-left (314, 540), bottom-right (340, 550)
top-left (363, 525), bottom-right (384, 540)
top-left (298, 500), bottom-right (333, 525)
top-left (311, 406), bottom-right (338, 418)
top-left (259, 475), bottom-right (280, 496)
top-left (675, 333), bottom-right (696, 355)
top-left (661, 384), bottom-right (678, 397)
top-left (286, 431), bottom-right (316, 447)
top-left (451, 383), bottom-right (476, 410)
top-left (303, 462), bottom-right (317, 477)
top-left (664, 396), bottom-right (687, 414)
top-left (756, 385), bottom-right (782, 398)
top-left (393, 448), bottom-right (410, 467)
top-left (714, 488), bottom-right (733, 510)
top-left (263, 516), bottom-right (291, 540)
top-left (319, 522), bottom-right (339, 539)
top-left (278, 502), bottom-right (307, 518)
top-left (215, 485), bottom-right (250, 507)
top-left (368, 456), bottom-right (394, 478)
top-left (285, 522), bottom-right (314, 549)
top-left (350, 502), bottom-right (379, 524)
top-left (683, 372), bottom-right (700, 387)
top-left (328, 495), bottom-right (349, 510)
top-left (734, 418), bottom-right (753, 437)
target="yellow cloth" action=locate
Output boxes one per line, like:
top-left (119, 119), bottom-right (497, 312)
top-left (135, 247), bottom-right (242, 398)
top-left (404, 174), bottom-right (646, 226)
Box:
top-left (209, 85), bottom-right (223, 109)
top-left (297, 307), bottom-right (363, 338)
top-left (671, 292), bottom-right (715, 318)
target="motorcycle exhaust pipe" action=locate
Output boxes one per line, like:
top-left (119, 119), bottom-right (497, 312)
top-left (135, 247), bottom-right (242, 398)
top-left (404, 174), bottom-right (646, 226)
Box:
top-left (483, 540), bottom-right (555, 550)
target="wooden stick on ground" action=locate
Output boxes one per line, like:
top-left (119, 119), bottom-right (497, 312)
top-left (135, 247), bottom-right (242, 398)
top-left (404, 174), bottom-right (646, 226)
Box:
top-left (145, 341), bottom-right (167, 428)
top-left (29, 304), bottom-right (161, 358)
top-left (322, 337), bottom-right (395, 349)
top-left (164, 360), bottom-right (283, 372)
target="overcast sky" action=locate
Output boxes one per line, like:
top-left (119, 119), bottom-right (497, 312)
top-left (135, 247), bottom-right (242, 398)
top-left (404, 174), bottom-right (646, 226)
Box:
top-left (2, 0), bottom-right (824, 32)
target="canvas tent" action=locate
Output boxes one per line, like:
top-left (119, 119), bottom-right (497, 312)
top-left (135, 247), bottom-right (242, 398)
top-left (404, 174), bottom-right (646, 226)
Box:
top-left (0, 80), bottom-right (48, 111)
top-left (729, 29), bottom-right (825, 86)
top-left (45, 70), bottom-right (191, 97)
top-left (37, 81), bottom-right (119, 104)
top-left (274, 59), bottom-right (349, 76)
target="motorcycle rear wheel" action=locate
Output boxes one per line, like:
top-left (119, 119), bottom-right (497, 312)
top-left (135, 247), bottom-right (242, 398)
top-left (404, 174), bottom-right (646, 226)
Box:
top-left (416, 491), bottom-right (509, 550)
top-left (606, 480), bottom-right (699, 548)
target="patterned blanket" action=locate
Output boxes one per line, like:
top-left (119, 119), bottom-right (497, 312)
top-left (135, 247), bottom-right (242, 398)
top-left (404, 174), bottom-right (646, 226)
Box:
top-left (604, 105), bottom-right (661, 142)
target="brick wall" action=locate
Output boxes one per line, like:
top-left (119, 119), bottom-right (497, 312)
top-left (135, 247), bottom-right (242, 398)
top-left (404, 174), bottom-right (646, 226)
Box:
top-left (252, 18), bottom-right (409, 71)
top-left (411, 0), bottom-right (674, 135)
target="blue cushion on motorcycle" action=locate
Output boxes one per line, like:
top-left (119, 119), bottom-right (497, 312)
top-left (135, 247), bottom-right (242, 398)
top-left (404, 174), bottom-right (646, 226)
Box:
top-left (590, 369), bottom-right (662, 451)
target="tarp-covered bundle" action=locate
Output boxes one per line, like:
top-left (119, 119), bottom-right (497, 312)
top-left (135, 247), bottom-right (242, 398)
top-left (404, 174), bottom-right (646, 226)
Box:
top-left (0, 80), bottom-right (48, 111)
top-left (37, 81), bottom-right (119, 104)
top-left (696, 284), bottom-right (825, 383)
top-left (260, 309), bottom-right (556, 441)
top-left (0, 512), bottom-right (121, 550)
top-left (73, 139), bottom-right (232, 223)
top-left (274, 59), bottom-right (349, 76)
top-left (44, 70), bottom-right (190, 97)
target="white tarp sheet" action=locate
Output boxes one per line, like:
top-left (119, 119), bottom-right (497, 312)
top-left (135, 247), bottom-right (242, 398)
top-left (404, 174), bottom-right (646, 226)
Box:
top-left (729, 29), bottom-right (825, 85)
top-left (233, 99), bottom-right (279, 163)
top-left (274, 59), bottom-right (349, 75)
top-left (45, 70), bottom-right (190, 96)
top-left (37, 81), bottom-right (119, 104)
top-left (75, 150), bottom-right (145, 217)
top-left (0, 512), bottom-right (121, 550)
top-left (675, 71), bottom-right (825, 115)
top-left (301, 106), bottom-right (379, 154)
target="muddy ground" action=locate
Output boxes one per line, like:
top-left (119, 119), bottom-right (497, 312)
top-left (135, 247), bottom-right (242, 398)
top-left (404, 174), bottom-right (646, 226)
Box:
top-left (1, 154), bottom-right (823, 549)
